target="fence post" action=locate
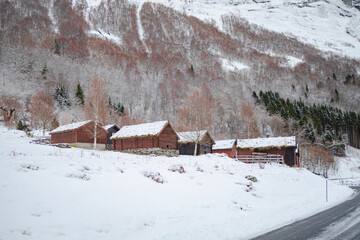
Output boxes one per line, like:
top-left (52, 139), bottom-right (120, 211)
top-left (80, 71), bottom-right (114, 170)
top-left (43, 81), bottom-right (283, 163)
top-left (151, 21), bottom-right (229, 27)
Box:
top-left (326, 179), bottom-right (328, 202)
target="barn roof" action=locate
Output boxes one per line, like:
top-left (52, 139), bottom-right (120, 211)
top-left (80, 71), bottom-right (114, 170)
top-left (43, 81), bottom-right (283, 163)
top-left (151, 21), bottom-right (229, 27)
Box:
top-left (177, 130), bottom-right (215, 144)
top-left (213, 139), bottom-right (237, 150)
top-left (103, 124), bottom-right (119, 131)
top-left (110, 121), bottom-right (175, 139)
top-left (50, 120), bottom-right (92, 134)
top-left (237, 136), bottom-right (296, 149)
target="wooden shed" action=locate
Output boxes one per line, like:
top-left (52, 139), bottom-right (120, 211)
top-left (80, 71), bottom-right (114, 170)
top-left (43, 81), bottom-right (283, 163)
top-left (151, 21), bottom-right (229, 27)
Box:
top-left (103, 124), bottom-right (120, 150)
top-left (212, 139), bottom-right (237, 158)
top-left (111, 121), bottom-right (179, 154)
top-left (178, 130), bottom-right (215, 155)
top-left (50, 120), bottom-right (108, 149)
top-left (236, 136), bottom-right (298, 166)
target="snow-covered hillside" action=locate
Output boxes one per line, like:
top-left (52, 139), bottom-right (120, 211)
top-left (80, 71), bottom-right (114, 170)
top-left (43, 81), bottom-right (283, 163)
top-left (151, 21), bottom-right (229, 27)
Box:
top-left (0, 125), bottom-right (355, 240)
top-left (330, 146), bottom-right (360, 185)
top-left (78, 0), bottom-right (360, 59)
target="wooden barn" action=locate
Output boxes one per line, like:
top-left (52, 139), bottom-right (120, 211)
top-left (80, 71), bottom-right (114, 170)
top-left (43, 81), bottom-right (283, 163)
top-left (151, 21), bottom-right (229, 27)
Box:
top-left (212, 139), bottom-right (237, 158)
top-left (236, 136), bottom-right (298, 166)
top-left (111, 121), bottom-right (179, 155)
top-left (177, 130), bottom-right (215, 155)
top-left (50, 120), bottom-right (108, 149)
top-left (103, 124), bottom-right (120, 150)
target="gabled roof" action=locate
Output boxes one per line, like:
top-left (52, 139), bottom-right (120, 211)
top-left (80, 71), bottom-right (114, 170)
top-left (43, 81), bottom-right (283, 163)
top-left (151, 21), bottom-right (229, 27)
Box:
top-left (110, 121), bottom-right (177, 139)
top-left (213, 139), bottom-right (237, 150)
top-left (177, 130), bottom-right (215, 144)
top-left (237, 136), bottom-right (296, 149)
top-left (50, 120), bottom-right (92, 134)
top-left (103, 124), bottom-right (120, 131)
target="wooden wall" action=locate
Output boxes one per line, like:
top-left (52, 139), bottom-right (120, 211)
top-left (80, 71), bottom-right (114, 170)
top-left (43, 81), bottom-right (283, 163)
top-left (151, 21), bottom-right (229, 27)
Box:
top-left (213, 146), bottom-right (237, 158)
top-left (113, 123), bottom-right (178, 151)
top-left (236, 147), bottom-right (296, 166)
top-left (51, 131), bottom-right (77, 143)
top-left (158, 124), bottom-right (178, 149)
top-left (50, 122), bottom-right (107, 145)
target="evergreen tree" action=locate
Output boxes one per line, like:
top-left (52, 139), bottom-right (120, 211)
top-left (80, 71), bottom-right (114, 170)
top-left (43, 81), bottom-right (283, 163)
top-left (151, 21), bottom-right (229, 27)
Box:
top-left (75, 83), bottom-right (85, 105)
top-left (41, 63), bottom-right (48, 80)
top-left (54, 86), bottom-right (71, 108)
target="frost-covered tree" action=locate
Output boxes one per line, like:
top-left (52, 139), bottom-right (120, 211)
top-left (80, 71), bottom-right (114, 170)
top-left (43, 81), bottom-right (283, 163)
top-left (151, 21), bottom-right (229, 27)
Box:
top-left (0, 94), bottom-right (22, 128)
top-left (84, 75), bottom-right (107, 150)
top-left (178, 89), bottom-right (213, 156)
top-left (30, 92), bottom-right (56, 136)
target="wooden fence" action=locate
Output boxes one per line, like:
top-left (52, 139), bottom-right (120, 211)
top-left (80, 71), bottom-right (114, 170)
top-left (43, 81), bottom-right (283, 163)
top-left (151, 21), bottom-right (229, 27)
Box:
top-left (236, 154), bottom-right (284, 164)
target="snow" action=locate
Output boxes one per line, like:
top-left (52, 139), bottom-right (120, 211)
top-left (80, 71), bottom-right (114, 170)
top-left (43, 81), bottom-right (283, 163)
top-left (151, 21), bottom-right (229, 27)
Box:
top-left (0, 125), bottom-right (356, 239)
top-left (103, 124), bottom-right (117, 131)
top-left (119, 0), bottom-right (360, 60)
top-left (329, 146), bottom-right (360, 186)
top-left (213, 139), bottom-right (236, 150)
top-left (221, 58), bottom-right (249, 72)
top-left (177, 130), bottom-right (208, 143)
top-left (88, 30), bottom-right (123, 46)
top-left (111, 121), bottom-right (168, 139)
top-left (237, 136), bottom-right (296, 148)
top-left (285, 56), bottom-right (303, 68)
top-left (50, 120), bottom-right (92, 134)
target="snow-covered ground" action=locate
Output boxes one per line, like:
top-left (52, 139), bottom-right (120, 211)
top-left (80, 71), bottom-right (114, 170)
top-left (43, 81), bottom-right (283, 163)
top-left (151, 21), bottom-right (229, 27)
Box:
top-left (329, 146), bottom-right (360, 186)
top-left (0, 125), bottom-right (356, 240)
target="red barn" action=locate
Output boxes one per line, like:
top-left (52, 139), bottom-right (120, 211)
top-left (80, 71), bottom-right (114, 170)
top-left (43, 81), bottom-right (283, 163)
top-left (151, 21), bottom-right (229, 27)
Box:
top-left (212, 139), bottom-right (237, 158)
top-left (111, 121), bottom-right (179, 156)
top-left (236, 136), bottom-right (298, 166)
top-left (50, 120), bottom-right (108, 149)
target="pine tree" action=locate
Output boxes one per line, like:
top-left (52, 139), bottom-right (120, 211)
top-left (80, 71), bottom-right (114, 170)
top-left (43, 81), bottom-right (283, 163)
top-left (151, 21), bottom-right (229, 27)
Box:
top-left (54, 39), bottom-right (61, 55)
top-left (41, 63), bottom-right (48, 80)
top-left (75, 83), bottom-right (85, 105)
top-left (54, 86), bottom-right (71, 108)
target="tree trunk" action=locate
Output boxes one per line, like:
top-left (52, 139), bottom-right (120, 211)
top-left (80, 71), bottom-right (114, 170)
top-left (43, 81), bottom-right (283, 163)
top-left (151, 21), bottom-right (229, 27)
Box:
top-left (93, 121), bottom-right (97, 150)
top-left (194, 140), bottom-right (198, 156)
top-left (42, 121), bottom-right (46, 137)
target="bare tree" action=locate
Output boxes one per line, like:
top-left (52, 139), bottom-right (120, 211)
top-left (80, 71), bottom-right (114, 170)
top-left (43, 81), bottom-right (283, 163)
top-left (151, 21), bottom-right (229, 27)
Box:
top-left (29, 92), bottom-right (56, 136)
top-left (240, 102), bottom-right (260, 138)
top-left (0, 94), bottom-right (22, 128)
top-left (300, 145), bottom-right (337, 178)
top-left (178, 89), bottom-right (213, 156)
top-left (84, 75), bottom-right (107, 150)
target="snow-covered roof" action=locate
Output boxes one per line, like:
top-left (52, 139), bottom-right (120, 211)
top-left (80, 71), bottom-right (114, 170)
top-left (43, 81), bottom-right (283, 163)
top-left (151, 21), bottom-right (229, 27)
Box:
top-left (213, 139), bottom-right (237, 150)
top-left (103, 124), bottom-right (119, 131)
top-left (237, 136), bottom-right (296, 149)
top-left (178, 130), bottom-right (212, 143)
top-left (111, 121), bottom-right (170, 139)
top-left (50, 120), bottom-right (92, 134)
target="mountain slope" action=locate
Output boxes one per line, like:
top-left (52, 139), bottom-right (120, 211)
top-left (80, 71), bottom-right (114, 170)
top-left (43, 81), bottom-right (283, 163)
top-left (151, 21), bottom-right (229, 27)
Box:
top-left (0, 0), bottom-right (359, 140)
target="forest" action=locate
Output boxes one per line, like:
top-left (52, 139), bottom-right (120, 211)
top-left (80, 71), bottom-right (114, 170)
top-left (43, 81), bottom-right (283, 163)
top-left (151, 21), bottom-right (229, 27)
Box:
top-left (0, 0), bottom-right (359, 148)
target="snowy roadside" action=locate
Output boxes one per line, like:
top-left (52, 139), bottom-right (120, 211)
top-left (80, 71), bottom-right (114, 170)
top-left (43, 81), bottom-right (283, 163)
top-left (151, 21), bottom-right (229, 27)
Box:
top-left (0, 126), bottom-right (355, 240)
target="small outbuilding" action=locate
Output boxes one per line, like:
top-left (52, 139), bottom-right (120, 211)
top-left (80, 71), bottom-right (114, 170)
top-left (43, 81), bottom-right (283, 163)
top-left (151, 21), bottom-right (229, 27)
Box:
top-left (111, 121), bottom-right (179, 156)
top-left (212, 139), bottom-right (237, 158)
top-left (103, 124), bottom-right (120, 150)
top-left (50, 120), bottom-right (108, 149)
top-left (178, 130), bottom-right (215, 156)
top-left (236, 136), bottom-right (298, 166)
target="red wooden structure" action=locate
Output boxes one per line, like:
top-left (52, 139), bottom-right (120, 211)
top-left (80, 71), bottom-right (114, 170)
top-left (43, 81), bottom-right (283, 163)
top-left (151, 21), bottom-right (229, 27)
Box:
top-left (50, 120), bottom-right (107, 149)
top-left (212, 139), bottom-right (237, 158)
top-left (111, 121), bottom-right (179, 151)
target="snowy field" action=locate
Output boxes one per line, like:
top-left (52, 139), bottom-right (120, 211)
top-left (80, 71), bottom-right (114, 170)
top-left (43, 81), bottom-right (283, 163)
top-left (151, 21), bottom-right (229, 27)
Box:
top-left (0, 126), bottom-right (356, 240)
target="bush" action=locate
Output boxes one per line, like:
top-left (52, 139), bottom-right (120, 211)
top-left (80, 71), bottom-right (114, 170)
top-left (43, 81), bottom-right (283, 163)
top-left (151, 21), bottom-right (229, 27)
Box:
top-left (168, 164), bottom-right (185, 173)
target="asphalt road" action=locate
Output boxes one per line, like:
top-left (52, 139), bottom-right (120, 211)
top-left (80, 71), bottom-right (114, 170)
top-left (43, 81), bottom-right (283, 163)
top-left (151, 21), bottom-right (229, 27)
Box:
top-left (252, 187), bottom-right (360, 240)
